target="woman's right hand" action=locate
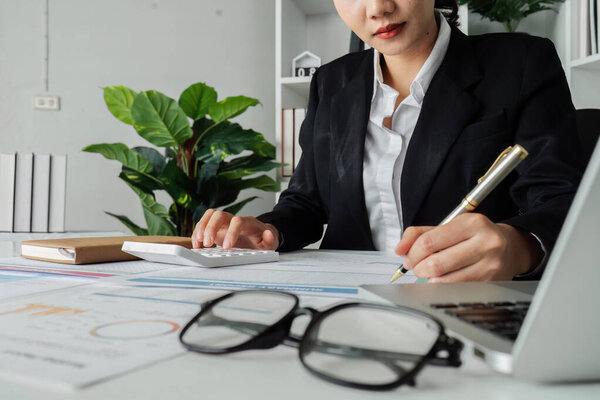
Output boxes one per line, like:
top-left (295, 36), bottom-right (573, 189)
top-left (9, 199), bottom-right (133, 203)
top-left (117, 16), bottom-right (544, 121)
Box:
top-left (191, 209), bottom-right (279, 250)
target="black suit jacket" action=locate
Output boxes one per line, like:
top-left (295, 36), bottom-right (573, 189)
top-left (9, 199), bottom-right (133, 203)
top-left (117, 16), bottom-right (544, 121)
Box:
top-left (259, 27), bottom-right (583, 272)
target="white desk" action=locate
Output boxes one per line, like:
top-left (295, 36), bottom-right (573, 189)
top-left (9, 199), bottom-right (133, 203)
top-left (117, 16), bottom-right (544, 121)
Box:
top-left (1, 345), bottom-right (599, 400)
top-left (0, 244), bottom-right (598, 399)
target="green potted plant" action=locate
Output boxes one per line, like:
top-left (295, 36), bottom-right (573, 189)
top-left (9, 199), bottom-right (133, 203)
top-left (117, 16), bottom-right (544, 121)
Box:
top-left (458, 0), bottom-right (565, 32)
top-left (83, 83), bottom-right (281, 237)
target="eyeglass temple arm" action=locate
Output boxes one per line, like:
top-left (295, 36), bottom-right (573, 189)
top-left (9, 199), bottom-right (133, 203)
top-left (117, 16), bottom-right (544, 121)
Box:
top-left (305, 334), bottom-right (463, 368)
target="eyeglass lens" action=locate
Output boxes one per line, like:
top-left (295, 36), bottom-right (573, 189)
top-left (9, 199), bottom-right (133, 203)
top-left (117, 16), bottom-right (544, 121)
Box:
top-left (181, 291), bottom-right (297, 349)
top-left (300, 305), bottom-right (441, 386)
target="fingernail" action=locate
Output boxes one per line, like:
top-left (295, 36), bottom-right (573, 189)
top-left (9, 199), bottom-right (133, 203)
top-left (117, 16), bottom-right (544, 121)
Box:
top-left (203, 235), bottom-right (211, 247)
top-left (223, 238), bottom-right (230, 249)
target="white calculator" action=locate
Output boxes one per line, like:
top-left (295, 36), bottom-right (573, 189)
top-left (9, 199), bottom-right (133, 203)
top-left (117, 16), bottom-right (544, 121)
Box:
top-left (121, 241), bottom-right (279, 268)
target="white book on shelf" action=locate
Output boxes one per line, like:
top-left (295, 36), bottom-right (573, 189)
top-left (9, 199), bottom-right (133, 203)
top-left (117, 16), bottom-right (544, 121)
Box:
top-left (293, 108), bottom-right (305, 170)
top-left (597, 0), bottom-right (600, 55)
top-left (590, 0), bottom-right (598, 55)
top-left (31, 154), bottom-right (51, 232)
top-left (13, 153), bottom-right (33, 232)
top-left (0, 154), bottom-right (16, 232)
top-left (580, 0), bottom-right (590, 58)
top-left (282, 108), bottom-right (294, 177)
top-left (49, 154), bottom-right (67, 232)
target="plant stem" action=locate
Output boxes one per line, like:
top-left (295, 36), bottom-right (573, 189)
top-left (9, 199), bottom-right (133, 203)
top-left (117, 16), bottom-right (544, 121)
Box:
top-left (179, 146), bottom-right (189, 176)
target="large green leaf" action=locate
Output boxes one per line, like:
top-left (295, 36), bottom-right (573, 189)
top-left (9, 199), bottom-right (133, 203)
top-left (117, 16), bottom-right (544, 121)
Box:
top-left (132, 146), bottom-right (167, 175)
top-left (219, 155), bottom-right (282, 179)
top-left (105, 212), bottom-right (148, 236)
top-left (179, 83), bottom-right (218, 119)
top-left (223, 196), bottom-right (258, 215)
top-left (131, 90), bottom-right (194, 147)
top-left (123, 179), bottom-right (177, 236)
top-left (119, 169), bottom-right (162, 194)
top-left (208, 96), bottom-right (259, 124)
top-left (199, 123), bottom-right (275, 158)
top-left (198, 162), bottom-right (220, 186)
top-left (143, 207), bottom-right (177, 236)
top-left (160, 159), bottom-right (195, 208)
top-left (234, 175), bottom-right (280, 192)
top-left (104, 86), bottom-right (137, 125)
top-left (83, 143), bottom-right (154, 174)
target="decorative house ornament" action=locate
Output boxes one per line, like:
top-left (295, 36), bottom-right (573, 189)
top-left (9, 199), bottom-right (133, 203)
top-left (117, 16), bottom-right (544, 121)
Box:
top-left (292, 51), bottom-right (321, 77)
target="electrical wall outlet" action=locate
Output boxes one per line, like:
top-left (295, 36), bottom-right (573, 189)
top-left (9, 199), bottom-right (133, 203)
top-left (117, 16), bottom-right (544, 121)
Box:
top-left (33, 95), bottom-right (61, 111)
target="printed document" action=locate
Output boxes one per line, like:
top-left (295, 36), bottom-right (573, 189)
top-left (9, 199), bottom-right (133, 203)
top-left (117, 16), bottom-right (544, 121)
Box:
top-left (0, 284), bottom-right (224, 388)
top-left (115, 250), bottom-right (417, 299)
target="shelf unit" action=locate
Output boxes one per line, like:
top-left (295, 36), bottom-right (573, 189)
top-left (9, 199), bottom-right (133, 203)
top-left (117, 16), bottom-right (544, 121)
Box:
top-left (558, 0), bottom-right (600, 109)
top-left (275, 0), bottom-right (350, 191)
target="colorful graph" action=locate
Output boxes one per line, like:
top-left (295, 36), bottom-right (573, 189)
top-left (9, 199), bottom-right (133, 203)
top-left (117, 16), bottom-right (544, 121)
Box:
top-left (90, 319), bottom-right (180, 340)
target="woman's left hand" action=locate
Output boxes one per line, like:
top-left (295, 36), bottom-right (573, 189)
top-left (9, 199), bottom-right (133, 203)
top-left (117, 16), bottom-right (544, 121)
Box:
top-left (395, 213), bottom-right (544, 282)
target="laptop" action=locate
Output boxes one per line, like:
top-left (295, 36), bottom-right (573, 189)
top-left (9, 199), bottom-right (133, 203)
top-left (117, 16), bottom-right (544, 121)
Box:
top-left (362, 140), bottom-right (600, 382)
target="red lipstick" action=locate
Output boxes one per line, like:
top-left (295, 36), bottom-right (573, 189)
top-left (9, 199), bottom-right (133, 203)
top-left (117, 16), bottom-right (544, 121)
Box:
top-left (374, 23), bottom-right (405, 39)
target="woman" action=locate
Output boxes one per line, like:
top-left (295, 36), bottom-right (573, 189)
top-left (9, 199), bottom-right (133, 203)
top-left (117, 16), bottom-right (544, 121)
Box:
top-left (192, 0), bottom-right (582, 282)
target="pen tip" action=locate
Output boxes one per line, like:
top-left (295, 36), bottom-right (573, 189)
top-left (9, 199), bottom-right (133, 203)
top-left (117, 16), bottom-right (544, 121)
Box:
top-left (390, 270), bottom-right (404, 283)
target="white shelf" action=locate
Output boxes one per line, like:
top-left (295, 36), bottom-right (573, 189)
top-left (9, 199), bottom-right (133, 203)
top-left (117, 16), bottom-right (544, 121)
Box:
top-left (280, 76), bottom-right (312, 98)
top-left (571, 53), bottom-right (600, 70)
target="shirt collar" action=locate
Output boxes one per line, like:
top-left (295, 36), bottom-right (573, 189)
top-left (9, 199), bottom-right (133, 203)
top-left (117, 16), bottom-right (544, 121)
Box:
top-left (371, 11), bottom-right (451, 105)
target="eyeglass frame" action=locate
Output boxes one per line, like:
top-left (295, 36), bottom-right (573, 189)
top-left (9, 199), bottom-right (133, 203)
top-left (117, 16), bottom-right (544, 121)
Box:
top-left (178, 289), bottom-right (463, 391)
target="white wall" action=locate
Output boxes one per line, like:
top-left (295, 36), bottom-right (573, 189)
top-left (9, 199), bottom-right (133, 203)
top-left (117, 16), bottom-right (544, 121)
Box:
top-left (0, 0), bottom-right (276, 233)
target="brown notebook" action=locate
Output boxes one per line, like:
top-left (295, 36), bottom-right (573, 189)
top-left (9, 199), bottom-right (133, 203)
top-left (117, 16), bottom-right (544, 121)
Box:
top-left (20, 236), bottom-right (192, 265)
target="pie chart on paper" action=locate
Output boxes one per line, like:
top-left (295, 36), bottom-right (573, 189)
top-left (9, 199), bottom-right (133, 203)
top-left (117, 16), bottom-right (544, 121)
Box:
top-left (90, 319), bottom-right (180, 340)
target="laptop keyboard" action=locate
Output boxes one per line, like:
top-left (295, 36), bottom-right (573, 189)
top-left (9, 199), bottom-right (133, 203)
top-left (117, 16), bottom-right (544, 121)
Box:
top-left (430, 301), bottom-right (531, 341)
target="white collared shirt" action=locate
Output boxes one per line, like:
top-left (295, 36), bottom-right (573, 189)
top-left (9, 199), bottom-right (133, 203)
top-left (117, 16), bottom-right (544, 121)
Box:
top-left (363, 14), bottom-right (451, 252)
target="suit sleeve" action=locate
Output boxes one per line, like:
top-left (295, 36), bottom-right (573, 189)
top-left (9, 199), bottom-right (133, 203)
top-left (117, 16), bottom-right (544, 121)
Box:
top-left (257, 69), bottom-right (328, 251)
top-left (501, 38), bottom-right (583, 278)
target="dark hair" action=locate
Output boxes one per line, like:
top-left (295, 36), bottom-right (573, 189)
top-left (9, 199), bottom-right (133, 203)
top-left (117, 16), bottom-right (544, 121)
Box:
top-left (435, 0), bottom-right (460, 28)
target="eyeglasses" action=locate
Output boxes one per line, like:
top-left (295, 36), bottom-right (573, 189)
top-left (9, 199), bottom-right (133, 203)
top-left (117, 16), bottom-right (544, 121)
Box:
top-left (179, 290), bottom-right (463, 391)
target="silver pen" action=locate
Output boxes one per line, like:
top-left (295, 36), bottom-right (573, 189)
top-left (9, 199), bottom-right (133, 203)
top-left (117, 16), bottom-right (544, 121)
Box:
top-left (390, 144), bottom-right (529, 283)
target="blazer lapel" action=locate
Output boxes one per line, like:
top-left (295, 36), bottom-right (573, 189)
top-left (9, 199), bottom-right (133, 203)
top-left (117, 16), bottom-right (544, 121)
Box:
top-left (330, 50), bottom-right (374, 243)
top-left (401, 27), bottom-right (484, 228)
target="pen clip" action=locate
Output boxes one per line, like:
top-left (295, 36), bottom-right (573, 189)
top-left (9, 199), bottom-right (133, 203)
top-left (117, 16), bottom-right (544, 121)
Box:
top-left (477, 146), bottom-right (514, 184)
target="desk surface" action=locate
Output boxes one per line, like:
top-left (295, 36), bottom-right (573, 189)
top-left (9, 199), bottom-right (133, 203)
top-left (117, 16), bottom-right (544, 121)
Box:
top-left (1, 346), bottom-right (599, 400)
top-left (0, 241), bottom-right (599, 399)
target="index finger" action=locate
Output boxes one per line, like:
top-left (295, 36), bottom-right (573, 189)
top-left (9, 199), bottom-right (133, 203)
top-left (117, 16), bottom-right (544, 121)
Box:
top-left (193, 209), bottom-right (216, 244)
top-left (404, 220), bottom-right (472, 270)
top-left (395, 226), bottom-right (434, 256)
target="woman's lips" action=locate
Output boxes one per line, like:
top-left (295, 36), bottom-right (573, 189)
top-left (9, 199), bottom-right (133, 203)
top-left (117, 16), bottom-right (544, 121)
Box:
top-left (374, 23), bottom-right (405, 39)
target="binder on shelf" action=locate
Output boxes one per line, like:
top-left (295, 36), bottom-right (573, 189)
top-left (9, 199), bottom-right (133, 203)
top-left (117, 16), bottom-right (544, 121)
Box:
top-left (590, 0), bottom-right (598, 55)
top-left (31, 154), bottom-right (51, 233)
top-left (580, 0), bottom-right (590, 58)
top-left (49, 154), bottom-right (67, 232)
top-left (596, 0), bottom-right (600, 55)
top-left (0, 154), bottom-right (16, 232)
top-left (293, 108), bottom-right (305, 170)
top-left (13, 153), bottom-right (33, 232)
top-left (281, 108), bottom-right (294, 177)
